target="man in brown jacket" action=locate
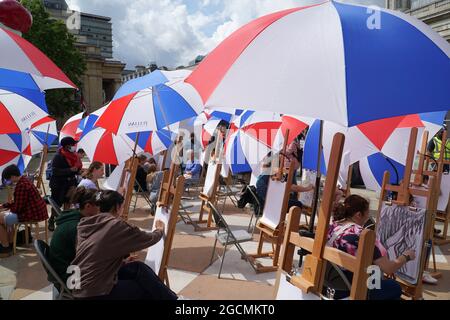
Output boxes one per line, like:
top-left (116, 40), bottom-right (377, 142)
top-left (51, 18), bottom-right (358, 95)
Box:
top-left (70, 190), bottom-right (177, 300)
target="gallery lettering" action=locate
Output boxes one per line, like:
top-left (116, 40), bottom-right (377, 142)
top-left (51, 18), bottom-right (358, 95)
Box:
top-left (21, 111), bottom-right (36, 123)
top-left (128, 121), bottom-right (148, 128)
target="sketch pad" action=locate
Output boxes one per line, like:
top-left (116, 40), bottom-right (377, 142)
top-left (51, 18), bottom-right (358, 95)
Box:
top-left (276, 273), bottom-right (320, 300)
top-left (145, 206), bottom-right (170, 275)
top-left (376, 203), bottom-right (427, 285)
top-left (258, 179), bottom-right (287, 230)
top-left (203, 163), bottom-right (218, 197)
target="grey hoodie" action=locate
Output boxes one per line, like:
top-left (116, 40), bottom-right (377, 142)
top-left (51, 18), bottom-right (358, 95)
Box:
top-left (71, 212), bottom-right (163, 298)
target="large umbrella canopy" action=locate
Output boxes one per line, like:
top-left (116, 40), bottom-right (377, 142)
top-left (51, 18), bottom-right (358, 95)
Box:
top-left (28, 116), bottom-right (58, 155)
top-left (113, 69), bottom-right (191, 100)
top-left (0, 27), bottom-right (76, 90)
top-left (95, 78), bottom-right (202, 135)
top-left (0, 68), bottom-right (48, 108)
top-left (59, 111), bottom-right (88, 142)
top-left (303, 111), bottom-right (446, 187)
top-left (186, 1), bottom-right (450, 127)
top-left (0, 88), bottom-right (48, 134)
top-left (127, 129), bottom-right (175, 156)
top-left (359, 153), bottom-right (406, 192)
top-left (78, 106), bottom-right (143, 165)
top-left (303, 112), bottom-right (445, 175)
top-left (0, 131), bottom-right (31, 174)
top-left (223, 110), bottom-right (278, 173)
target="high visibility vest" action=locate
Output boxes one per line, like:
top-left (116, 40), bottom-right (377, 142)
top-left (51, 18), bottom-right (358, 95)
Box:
top-left (433, 137), bottom-right (450, 161)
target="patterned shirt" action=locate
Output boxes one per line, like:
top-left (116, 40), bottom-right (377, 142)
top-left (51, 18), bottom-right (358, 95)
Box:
top-left (3, 176), bottom-right (48, 222)
top-left (327, 221), bottom-right (387, 261)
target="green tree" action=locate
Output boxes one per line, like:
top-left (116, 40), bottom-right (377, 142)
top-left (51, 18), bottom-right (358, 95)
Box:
top-left (20, 0), bottom-right (86, 118)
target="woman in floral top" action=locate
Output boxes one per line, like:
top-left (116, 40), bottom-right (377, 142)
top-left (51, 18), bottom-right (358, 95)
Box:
top-left (327, 195), bottom-right (415, 300)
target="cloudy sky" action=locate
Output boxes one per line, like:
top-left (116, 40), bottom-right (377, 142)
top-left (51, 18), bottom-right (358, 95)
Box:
top-left (66, 0), bottom-right (385, 69)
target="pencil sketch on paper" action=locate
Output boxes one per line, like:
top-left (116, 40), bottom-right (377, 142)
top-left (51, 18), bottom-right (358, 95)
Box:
top-left (376, 203), bottom-right (427, 285)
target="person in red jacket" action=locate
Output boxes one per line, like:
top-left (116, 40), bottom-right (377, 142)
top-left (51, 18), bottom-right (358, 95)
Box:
top-left (0, 164), bottom-right (48, 257)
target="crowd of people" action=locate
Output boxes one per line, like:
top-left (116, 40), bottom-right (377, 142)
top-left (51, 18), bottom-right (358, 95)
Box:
top-left (0, 125), bottom-right (448, 300)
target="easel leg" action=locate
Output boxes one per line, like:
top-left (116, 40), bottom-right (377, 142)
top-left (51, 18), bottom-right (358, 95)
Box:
top-left (164, 269), bottom-right (170, 289)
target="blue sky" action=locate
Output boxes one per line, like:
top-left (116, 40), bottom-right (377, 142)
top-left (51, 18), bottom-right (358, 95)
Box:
top-left (66, 0), bottom-right (386, 69)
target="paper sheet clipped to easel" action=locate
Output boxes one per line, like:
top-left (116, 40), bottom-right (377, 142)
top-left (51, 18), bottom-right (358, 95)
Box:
top-left (145, 206), bottom-right (170, 275)
top-left (258, 179), bottom-right (287, 230)
top-left (299, 169), bottom-right (316, 208)
top-left (276, 273), bottom-right (320, 300)
top-left (203, 163), bottom-right (218, 197)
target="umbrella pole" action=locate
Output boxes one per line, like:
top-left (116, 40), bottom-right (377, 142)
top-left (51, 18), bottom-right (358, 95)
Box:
top-left (308, 120), bottom-right (323, 233)
top-left (36, 124), bottom-right (51, 195)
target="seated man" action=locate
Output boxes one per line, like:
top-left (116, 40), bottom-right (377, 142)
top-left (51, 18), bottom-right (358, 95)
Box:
top-left (146, 165), bottom-right (163, 211)
top-left (49, 187), bottom-right (99, 284)
top-left (183, 150), bottom-right (202, 184)
top-left (0, 165), bottom-right (49, 257)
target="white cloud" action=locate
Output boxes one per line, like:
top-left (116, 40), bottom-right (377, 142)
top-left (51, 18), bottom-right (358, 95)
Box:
top-left (65, 0), bottom-right (385, 69)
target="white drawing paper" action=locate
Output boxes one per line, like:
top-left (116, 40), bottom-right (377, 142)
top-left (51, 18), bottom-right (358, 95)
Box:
top-left (276, 272), bottom-right (320, 300)
top-left (258, 179), bottom-right (287, 229)
top-left (203, 163), bottom-right (218, 197)
top-left (145, 206), bottom-right (170, 275)
top-left (299, 169), bottom-right (316, 208)
top-left (438, 173), bottom-right (450, 212)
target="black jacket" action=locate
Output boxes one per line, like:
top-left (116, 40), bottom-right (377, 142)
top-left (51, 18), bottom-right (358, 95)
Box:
top-left (49, 151), bottom-right (78, 191)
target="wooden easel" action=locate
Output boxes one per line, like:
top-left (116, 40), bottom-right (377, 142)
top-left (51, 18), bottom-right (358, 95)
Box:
top-left (246, 164), bottom-right (295, 273)
top-left (157, 150), bottom-right (168, 172)
top-left (147, 171), bottom-right (184, 287)
top-left (35, 144), bottom-right (48, 195)
top-left (189, 161), bottom-right (222, 231)
top-left (119, 157), bottom-right (139, 220)
top-left (275, 133), bottom-right (376, 300)
top-left (413, 130), bottom-right (450, 245)
top-left (245, 130), bottom-right (293, 273)
top-left (376, 127), bottom-right (438, 300)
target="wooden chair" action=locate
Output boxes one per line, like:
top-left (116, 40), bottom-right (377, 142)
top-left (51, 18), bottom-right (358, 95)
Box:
top-left (13, 220), bottom-right (48, 255)
top-left (276, 206), bottom-right (375, 300)
top-left (275, 133), bottom-right (376, 300)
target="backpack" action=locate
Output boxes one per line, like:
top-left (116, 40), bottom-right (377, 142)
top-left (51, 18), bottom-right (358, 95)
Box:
top-left (45, 160), bottom-right (53, 181)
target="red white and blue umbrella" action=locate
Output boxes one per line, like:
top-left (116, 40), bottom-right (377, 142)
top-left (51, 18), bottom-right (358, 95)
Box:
top-left (113, 69), bottom-right (191, 100)
top-left (77, 106), bottom-right (143, 165)
top-left (0, 132), bottom-right (31, 174)
top-left (303, 111), bottom-right (446, 187)
top-left (358, 112), bottom-right (446, 191)
top-left (359, 153), bottom-right (405, 192)
top-left (0, 88), bottom-right (48, 134)
top-left (27, 116), bottom-right (58, 155)
top-left (126, 129), bottom-right (175, 156)
top-left (186, 1), bottom-right (450, 126)
top-left (59, 111), bottom-right (88, 142)
top-left (95, 78), bottom-right (202, 135)
top-left (223, 110), bottom-right (278, 173)
top-left (0, 27), bottom-right (76, 90)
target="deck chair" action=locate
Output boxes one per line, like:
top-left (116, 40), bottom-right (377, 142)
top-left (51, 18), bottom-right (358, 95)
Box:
top-left (207, 201), bottom-right (255, 278)
top-left (34, 240), bottom-right (74, 300)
